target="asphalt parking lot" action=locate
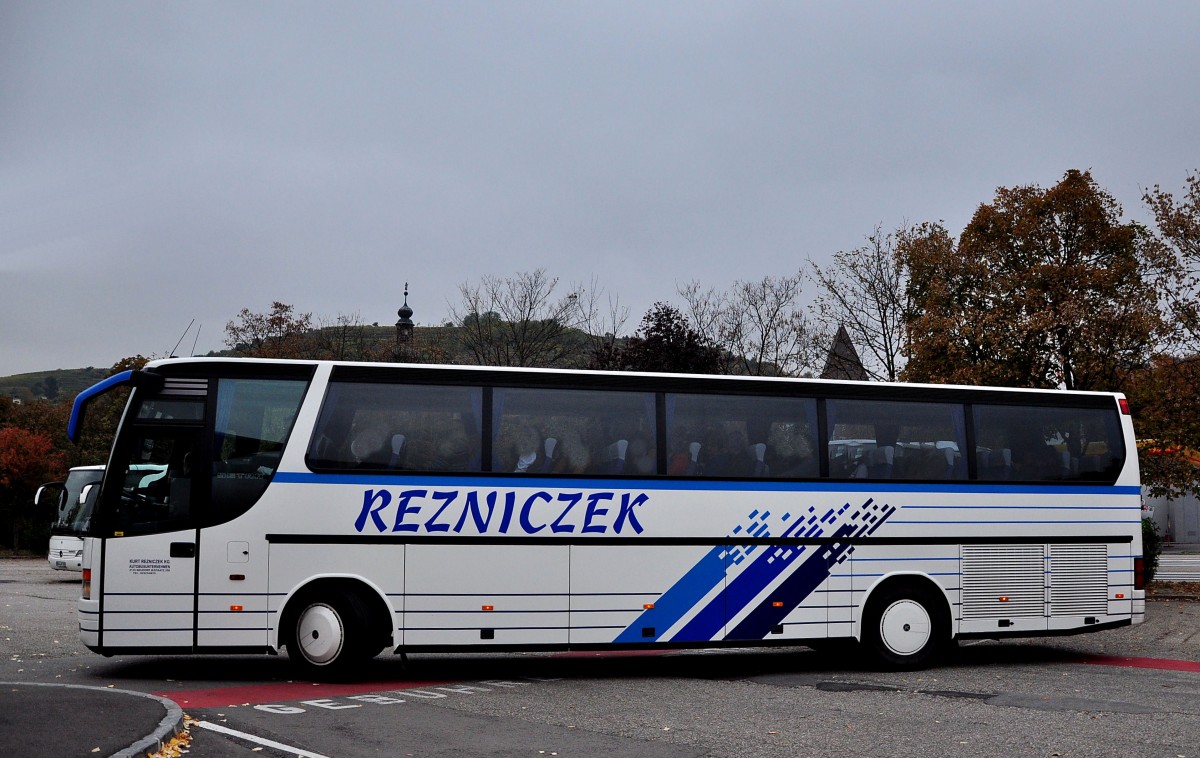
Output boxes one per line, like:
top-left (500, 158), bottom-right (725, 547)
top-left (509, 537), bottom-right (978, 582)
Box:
top-left (4, 557), bottom-right (1200, 757)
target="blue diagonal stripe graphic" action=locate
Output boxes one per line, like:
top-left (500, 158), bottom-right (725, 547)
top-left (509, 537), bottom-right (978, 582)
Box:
top-left (612, 544), bottom-right (726, 643)
top-left (670, 506), bottom-right (830, 642)
top-left (728, 501), bottom-right (897, 640)
top-left (613, 498), bottom-right (896, 644)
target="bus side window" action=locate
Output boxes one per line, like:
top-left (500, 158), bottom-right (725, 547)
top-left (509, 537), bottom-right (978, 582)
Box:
top-left (307, 382), bottom-right (482, 474)
top-left (826, 400), bottom-right (966, 481)
top-left (210, 378), bottom-right (307, 524)
top-left (666, 393), bottom-right (817, 479)
top-left (973, 404), bottom-right (1124, 484)
top-left (493, 388), bottom-right (656, 476)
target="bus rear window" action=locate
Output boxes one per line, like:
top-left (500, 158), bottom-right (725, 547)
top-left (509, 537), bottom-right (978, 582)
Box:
top-left (973, 404), bottom-right (1124, 483)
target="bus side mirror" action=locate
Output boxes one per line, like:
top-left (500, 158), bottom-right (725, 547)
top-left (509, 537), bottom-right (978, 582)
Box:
top-left (76, 483), bottom-right (100, 532)
top-left (34, 482), bottom-right (64, 508)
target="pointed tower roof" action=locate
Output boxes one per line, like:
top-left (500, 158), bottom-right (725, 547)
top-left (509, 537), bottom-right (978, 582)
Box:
top-left (821, 325), bottom-right (868, 381)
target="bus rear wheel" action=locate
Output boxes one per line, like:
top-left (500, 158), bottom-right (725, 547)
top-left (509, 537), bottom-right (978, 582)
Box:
top-left (862, 582), bottom-right (948, 670)
top-left (286, 592), bottom-right (369, 677)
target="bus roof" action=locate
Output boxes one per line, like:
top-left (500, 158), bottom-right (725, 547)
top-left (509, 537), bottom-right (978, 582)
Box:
top-left (138, 356), bottom-right (1127, 402)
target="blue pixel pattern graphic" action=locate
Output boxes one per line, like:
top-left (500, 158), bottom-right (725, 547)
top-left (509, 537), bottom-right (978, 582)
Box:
top-left (615, 497), bottom-right (897, 643)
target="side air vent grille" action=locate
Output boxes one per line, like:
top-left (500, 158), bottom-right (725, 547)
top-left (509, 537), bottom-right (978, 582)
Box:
top-left (961, 544), bottom-right (1045, 619)
top-left (1049, 544), bottom-right (1108, 616)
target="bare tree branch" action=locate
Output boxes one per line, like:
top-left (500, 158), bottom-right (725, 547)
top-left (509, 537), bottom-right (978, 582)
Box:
top-left (807, 224), bottom-right (909, 382)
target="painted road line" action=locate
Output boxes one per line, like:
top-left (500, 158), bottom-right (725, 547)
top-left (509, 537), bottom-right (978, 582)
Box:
top-left (156, 654), bottom-right (1200, 710)
top-left (157, 679), bottom-right (456, 709)
top-left (194, 720), bottom-right (332, 758)
top-left (1077, 654), bottom-right (1200, 673)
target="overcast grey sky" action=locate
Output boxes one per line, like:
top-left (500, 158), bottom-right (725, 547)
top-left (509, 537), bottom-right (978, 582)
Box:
top-left (2, 1), bottom-right (1198, 376)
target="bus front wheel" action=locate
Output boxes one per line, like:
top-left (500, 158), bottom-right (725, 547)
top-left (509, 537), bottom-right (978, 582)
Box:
top-left (862, 582), bottom-right (948, 670)
top-left (286, 592), bottom-right (369, 677)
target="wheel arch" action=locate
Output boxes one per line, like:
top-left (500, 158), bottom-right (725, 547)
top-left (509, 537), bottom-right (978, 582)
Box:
top-left (854, 571), bottom-right (954, 642)
top-left (275, 574), bottom-right (395, 653)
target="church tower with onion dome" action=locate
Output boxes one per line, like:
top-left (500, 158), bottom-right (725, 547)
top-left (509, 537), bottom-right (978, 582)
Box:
top-left (395, 283), bottom-right (415, 345)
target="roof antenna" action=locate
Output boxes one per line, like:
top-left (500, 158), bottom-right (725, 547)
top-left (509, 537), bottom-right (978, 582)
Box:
top-left (190, 323), bottom-right (202, 357)
top-left (169, 319), bottom-right (195, 358)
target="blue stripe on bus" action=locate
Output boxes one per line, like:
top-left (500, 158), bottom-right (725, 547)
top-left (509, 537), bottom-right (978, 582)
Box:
top-left (723, 535), bottom-right (836, 640)
top-left (850, 556), bottom-right (959, 561)
top-left (618, 507), bottom-right (819, 643)
top-left (890, 520), bottom-right (1140, 525)
top-left (671, 514), bottom-right (816, 642)
top-left (672, 503), bottom-right (857, 641)
top-left (614, 498), bottom-right (901, 644)
top-left (901, 505), bottom-right (1135, 510)
top-left (727, 503), bottom-right (898, 640)
top-left (612, 544), bottom-right (727, 644)
top-left (271, 471), bottom-right (1140, 497)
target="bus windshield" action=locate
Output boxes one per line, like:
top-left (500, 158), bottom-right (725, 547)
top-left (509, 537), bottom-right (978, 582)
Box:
top-left (50, 467), bottom-right (104, 536)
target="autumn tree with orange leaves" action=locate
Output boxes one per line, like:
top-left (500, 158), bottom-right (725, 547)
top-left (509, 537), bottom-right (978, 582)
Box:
top-left (224, 301), bottom-right (319, 358)
top-left (899, 170), bottom-right (1162, 392)
top-left (1131, 171), bottom-right (1200, 496)
top-left (0, 426), bottom-right (66, 551)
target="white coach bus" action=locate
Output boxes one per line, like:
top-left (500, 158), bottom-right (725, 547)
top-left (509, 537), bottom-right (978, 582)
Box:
top-left (67, 358), bottom-right (1144, 674)
top-left (39, 465), bottom-right (105, 571)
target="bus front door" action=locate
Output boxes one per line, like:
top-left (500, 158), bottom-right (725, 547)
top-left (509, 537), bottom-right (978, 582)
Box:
top-left (100, 527), bottom-right (199, 651)
top-left (97, 431), bottom-right (204, 652)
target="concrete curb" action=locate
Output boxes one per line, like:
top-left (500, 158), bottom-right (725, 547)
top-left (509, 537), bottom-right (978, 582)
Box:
top-left (0, 681), bottom-right (184, 757)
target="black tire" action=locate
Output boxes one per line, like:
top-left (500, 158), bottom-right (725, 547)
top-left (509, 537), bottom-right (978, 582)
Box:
top-left (862, 582), bottom-right (948, 670)
top-left (286, 592), bottom-right (370, 678)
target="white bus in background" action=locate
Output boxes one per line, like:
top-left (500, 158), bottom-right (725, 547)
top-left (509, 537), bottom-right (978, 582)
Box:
top-left (67, 358), bottom-right (1145, 675)
top-left (40, 465), bottom-right (167, 571)
top-left (39, 465), bottom-right (105, 571)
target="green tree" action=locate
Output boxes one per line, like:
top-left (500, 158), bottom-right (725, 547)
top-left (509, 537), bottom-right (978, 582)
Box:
top-left (901, 170), bottom-right (1161, 391)
top-left (1142, 517), bottom-right (1162, 582)
top-left (591, 303), bottom-right (723, 374)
